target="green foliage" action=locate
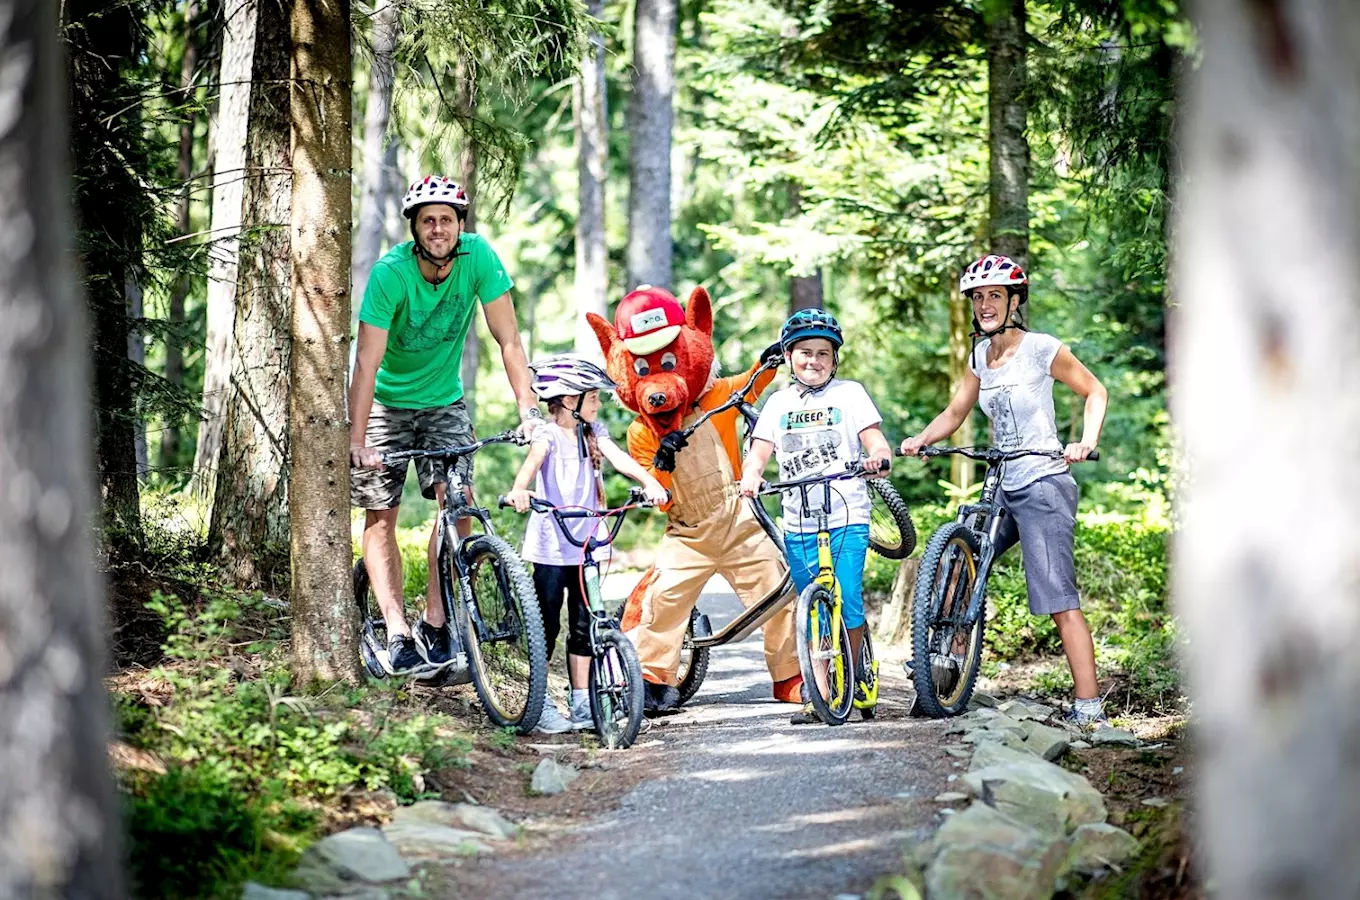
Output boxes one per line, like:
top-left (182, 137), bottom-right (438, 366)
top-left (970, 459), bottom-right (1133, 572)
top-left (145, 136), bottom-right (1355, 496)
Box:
top-left (117, 592), bottom-right (474, 898)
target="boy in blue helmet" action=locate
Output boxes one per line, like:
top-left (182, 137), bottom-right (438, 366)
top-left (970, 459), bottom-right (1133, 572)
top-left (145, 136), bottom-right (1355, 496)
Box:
top-left (739, 309), bottom-right (893, 723)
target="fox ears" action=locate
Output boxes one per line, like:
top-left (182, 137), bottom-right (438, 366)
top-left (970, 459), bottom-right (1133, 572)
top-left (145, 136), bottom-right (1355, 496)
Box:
top-left (586, 285), bottom-right (713, 359)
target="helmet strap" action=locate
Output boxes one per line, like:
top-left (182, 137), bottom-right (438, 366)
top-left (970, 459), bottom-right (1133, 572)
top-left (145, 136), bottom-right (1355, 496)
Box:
top-left (409, 215), bottom-right (466, 283)
top-left (569, 395), bottom-right (589, 457)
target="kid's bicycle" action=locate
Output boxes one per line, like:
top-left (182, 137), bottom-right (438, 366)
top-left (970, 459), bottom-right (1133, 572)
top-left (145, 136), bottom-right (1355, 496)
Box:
top-left (667, 358), bottom-right (916, 706)
top-left (352, 431), bottom-right (549, 734)
top-left (900, 446), bottom-right (1098, 717)
top-left (499, 488), bottom-right (663, 750)
top-left (757, 459), bottom-right (883, 725)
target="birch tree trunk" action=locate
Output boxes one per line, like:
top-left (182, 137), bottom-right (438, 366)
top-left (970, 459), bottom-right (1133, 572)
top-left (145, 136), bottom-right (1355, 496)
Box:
top-left (353, 0), bottom-right (398, 302)
top-left (162, 0), bottom-right (199, 471)
top-left (1174, 1), bottom-right (1360, 895)
top-left (195, 0), bottom-right (258, 496)
top-left (209, 0), bottom-right (292, 589)
top-left (986, 0), bottom-right (1028, 270)
top-left (626, 0), bottom-right (676, 291)
top-left (0, 0), bottom-right (123, 890)
top-left (574, 0), bottom-right (608, 356)
top-left (290, 0), bottom-right (358, 684)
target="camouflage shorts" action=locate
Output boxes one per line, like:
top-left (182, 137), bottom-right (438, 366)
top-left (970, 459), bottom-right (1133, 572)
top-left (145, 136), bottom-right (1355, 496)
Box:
top-left (351, 400), bottom-right (475, 510)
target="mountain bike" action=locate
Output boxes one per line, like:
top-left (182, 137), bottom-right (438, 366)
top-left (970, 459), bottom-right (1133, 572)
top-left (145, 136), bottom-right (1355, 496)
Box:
top-left (669, 359), bottom-right (916, 705)
top-left (499, 487), bottom-right (663, 750)
top-left (757, 460), bottom-right (882, 725)
top-left (900, 446), bottom-right (1098, 717)
top-left (352, 430), bottom-right (548, 734)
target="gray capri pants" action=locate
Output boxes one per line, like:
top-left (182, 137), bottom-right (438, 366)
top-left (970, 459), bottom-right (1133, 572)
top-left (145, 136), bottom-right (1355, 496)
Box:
top-left (992, 472), bottom-right (1081, 615)
top-left (351, 400), bottom-right (475, 510)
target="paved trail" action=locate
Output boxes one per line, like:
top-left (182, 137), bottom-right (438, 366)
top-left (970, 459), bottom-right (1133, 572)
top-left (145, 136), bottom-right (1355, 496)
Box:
top-left (439, 578), bottom-right (955, 900)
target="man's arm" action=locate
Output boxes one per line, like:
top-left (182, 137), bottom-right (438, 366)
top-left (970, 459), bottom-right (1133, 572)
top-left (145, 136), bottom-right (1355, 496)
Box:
top-left (349, 322), bottom-right (389, 467)
top-left (481, 292), bottom-right (538, 417)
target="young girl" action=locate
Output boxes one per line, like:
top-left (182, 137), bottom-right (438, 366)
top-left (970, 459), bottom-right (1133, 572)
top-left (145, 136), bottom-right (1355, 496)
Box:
top-left (506, 355), bottom-right (669, 734)
top-left (900, 255), bottom-right (1109, 729)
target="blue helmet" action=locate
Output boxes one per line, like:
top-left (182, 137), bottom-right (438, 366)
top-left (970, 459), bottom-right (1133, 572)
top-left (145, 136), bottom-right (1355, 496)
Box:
top-left (780, 308), bottom-right (843, 351)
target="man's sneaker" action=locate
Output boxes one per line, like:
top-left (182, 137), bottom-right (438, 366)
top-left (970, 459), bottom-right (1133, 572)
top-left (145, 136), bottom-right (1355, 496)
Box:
top-left (414, 617), bottom-right (454, 668)
top-left (568, 698), bottom-right (593, 732)
top-left (1062, 706), bottom-right (1111, 732)
top-left (533, 703), bottom-right (573, 735)
top-left (384, 635), bottom-right (428, 676)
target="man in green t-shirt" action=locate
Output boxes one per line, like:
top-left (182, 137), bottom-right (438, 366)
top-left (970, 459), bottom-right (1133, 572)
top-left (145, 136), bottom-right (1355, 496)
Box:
top-left (350, 174), bottom-right (543, 676)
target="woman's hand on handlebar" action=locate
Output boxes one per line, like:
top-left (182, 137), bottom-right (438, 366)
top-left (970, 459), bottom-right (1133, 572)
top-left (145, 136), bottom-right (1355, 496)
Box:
top-left (898, 435), bottom-right (927, 458)
top-left (504, 488), bottom-right (536, 514)
top-left (1064, 442), bottom-right (1097, 465)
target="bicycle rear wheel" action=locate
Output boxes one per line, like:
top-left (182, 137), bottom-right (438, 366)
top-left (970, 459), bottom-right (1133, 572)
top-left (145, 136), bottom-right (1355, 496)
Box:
top-left (459, 533), bottom-right (547, 733)
top-left (676, 609), bottom-right (711, 706)
top-left (910, 523), bottom-right (984, 717)
top-left (589, 629), bottom-right (646, 750)
top-left (796, 583), bottom-right (854, 726)
top-left (353, 558), bottom-right (388, 679)
top-left (867, 479), bottom-right (917, 560)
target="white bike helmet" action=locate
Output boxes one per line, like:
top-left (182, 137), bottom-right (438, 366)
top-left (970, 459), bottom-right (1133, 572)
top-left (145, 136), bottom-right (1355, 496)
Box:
top-left (529, 355), bottom-right (617, 400)
top-left (959, 254), bottom-right (1028, 296)
top-left (402, 175), bottom-right (470, 218)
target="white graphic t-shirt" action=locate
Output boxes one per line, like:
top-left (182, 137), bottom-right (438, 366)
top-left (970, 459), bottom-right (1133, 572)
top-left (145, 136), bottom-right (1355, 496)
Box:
top-left (970, 332), bottom-right (1068, 490)
top-left (753, 379), bottom-right (882, 533)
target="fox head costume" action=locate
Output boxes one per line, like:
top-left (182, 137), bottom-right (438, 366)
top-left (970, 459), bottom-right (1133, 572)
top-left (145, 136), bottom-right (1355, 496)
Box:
top-left (587, 285), bottom-right (716, 437)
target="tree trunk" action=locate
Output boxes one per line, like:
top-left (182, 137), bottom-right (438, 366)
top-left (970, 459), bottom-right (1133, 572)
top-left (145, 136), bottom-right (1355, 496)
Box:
top-left (626, 0), bottom-right (676, 291)
top-left (209, 0), bottom-right (292, 590)
top-left (575, 0), bottom-right (608, 356)
top-left (127, 275), bottom-right (148, 479)
top-left (195, 0), bottom-right (258, 497)
top-left (384, 138), bottom-right (406, 250)
top-left (876, 559), bottom-right (920, 646)
top-left (290, 0), bottom-right (358, 684)
top-left (353, 0), bottom-right (398, 303)
top-left (787, 182), bottom-right (823, 313)
top-left (456, 57), bottom-right (482, 423)
top-left (1173, 2), bottom-right (1360, 895)
top-left (948, 291), bottom-right (975, 489)
top-left (0, 0), bottom-right (124, 892)
top-left (986, 0), bottom-right (1028, 270)
top-left (66, 0), bottom-right (143, 542)
top-left (162, 0), bottom-right (199, 472)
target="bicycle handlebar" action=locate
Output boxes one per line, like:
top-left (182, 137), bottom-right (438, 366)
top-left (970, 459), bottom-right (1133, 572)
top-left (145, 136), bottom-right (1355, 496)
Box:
top-left (674, 356), bottom-right (782, 442)
top-left (496, 487), bottom-right (668, 550)
top-left (895, 446), bottom-right (1100, 463)
top-left (758, 459), bottom-right (883, 496)
top-left (381, 430), bottom-right (526, 464)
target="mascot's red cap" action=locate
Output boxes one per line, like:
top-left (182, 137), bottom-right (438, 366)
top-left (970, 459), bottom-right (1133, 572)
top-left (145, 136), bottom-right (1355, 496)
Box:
top-left (615, 285), bottom-right (685, 355)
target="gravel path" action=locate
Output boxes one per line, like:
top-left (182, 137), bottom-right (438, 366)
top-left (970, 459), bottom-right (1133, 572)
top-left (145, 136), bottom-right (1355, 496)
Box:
top-left (436, 581), bottom-right (956, 900)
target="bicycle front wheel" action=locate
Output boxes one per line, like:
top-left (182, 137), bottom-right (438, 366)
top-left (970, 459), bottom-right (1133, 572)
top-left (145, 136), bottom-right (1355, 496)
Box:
top-left (459, 534), bottom-right (547, 733)
top-left (910, 523), bottom-right (984, 717)
top-left (796, 583), bottom-right (854, 726)
top-left (589, 629), bottom-right (646, 750)
top-left (867, 479), bottom-right (917, 560)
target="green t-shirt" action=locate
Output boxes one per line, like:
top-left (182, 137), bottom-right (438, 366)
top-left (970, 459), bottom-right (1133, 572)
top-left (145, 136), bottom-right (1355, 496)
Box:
top-left (359, 234), bottom-right (514, 409)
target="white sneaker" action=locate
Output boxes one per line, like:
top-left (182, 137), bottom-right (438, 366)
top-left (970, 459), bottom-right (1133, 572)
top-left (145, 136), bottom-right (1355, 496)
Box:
top-left (569, 699), bottom-right (593, 732)
top-left (533, 703), bottom-right (572, 735)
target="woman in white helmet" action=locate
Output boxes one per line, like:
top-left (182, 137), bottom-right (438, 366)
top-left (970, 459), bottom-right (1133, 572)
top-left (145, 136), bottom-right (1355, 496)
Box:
top-left (899, 255), bottom-right (1111, 729)
top-left (505, 355), bottom-right (669, 733)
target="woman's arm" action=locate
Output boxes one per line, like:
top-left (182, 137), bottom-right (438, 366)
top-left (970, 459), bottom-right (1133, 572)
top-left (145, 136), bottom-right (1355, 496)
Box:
top-left (1050, 345), bottom-right (1108, 463)
top-left (899, 369), bottom-right (981, 456)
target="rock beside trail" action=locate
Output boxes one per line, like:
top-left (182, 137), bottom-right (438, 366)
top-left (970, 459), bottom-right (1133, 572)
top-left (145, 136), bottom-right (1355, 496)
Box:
top-left (926, 803), bottom-right (1068, 900)
top-left (964, 748), bottom-right (1107, 834)
top-left (392, 800), bottom-right (521, 840)
top-left (242, 884), bottom-right (309, 900)
top-left (1090, 727), bottom-right (1141, 748)
top-left (531, 758), bottom-right (579, 795)
top-left (382, 820), bottom-right (493, 858)
top-left (1064, 822), bottom-right (1140, 875)
top-left (291, 828), bottom-right (410, 893)
top-left (1021, 720), bottom-right (1071, 762)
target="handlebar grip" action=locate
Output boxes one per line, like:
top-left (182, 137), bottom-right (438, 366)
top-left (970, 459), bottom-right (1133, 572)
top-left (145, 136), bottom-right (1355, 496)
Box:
top-left (1086, 450), bottom-right (1100, 462)
top-left (497, 495), bottom-right (512, 509)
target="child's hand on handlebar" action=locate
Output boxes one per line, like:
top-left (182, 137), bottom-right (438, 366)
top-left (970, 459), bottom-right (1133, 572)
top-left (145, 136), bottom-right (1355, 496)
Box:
top-left (504, 488), bottom-right (536, 513)
top-left (862, 455), bottom-right (892, 477)
top-left (640, 477), bottom-right (670, 506)
top-left (738, 472), bottom-right (763, 499)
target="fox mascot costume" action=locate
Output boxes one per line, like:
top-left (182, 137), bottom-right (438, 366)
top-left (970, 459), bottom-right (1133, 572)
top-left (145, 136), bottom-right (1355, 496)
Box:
top-left (587, 285), bottom-right (803, 710)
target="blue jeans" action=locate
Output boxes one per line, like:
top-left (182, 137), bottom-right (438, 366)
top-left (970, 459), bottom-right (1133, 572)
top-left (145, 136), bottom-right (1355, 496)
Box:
top-left (783, 523), bottom-right (870, 630)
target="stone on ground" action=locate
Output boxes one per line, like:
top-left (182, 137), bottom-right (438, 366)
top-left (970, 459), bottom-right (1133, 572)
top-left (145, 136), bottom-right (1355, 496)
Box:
top-left (392, 800), bottom-right (520, 839)
top-left (925, 802), bottom-right (1067, 900)
top-left (1064, 823), bottom-right (1140, 875)
top-left (531, 757), bottom-right (579, 795)
top-left (963, 748), bottom-right (1107, 835)
top-left (382, 819), bottom-right (493, 858)
top-left (1090, 727), bottom-right (1140, 748)
top-left (292, 827), bottom-right (410, 892)
top-left (999, 699), bottom-right (1054, 721)
top-left (242, 884), bottom-right (309, 900)
top-left (1021, 720), bottom-right (1071, 761)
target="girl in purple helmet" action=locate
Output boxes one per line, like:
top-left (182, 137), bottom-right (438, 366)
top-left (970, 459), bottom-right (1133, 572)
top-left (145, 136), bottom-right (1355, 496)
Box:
top-left (506, 355), bottom-right (668, 733)
top-left (900, 255), bottom-right (1110, 730)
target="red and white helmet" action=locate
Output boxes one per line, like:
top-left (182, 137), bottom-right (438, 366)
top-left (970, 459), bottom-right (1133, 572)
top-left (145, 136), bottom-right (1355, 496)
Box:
top-left (959, 255), bottom-right (1027, 296)
top-left (402, 175), bottom-right (470, 218)
top-left (614, 285), bottom-right (685, 355)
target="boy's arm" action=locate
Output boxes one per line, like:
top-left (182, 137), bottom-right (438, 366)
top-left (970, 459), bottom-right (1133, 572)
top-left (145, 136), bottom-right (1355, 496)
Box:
top-left (858, 424), bottom-right (892, 474)
top-left (738, 437), bottom-right (776, 497)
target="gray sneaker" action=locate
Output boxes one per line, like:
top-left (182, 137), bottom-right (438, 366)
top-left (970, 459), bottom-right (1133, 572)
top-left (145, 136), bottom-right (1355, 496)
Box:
top-left (533, 703), bottom-right (573, 735)
top-left (568, 698), bottom-right (593, 732)
top-left (1063, 706), bottom-right (1111, 732)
